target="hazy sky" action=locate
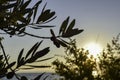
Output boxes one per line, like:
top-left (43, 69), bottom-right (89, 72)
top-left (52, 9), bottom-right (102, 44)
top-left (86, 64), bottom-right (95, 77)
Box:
top-left (45, 0), bottom-right (120, 46)
top-left (1, 0), bottom-right (120, 72)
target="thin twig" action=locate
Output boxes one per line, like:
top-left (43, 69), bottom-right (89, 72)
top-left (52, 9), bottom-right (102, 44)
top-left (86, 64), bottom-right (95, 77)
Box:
top-left (23, 32), bottom-right (61, 39)
top-left (0, 42), bottom-right (20, 80)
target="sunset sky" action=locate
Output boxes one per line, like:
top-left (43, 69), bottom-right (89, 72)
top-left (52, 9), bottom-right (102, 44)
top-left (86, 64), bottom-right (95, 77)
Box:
top-left (46, 0), bottom-right (120, 46)
top-left (1, 0), bottom-right (120, 72)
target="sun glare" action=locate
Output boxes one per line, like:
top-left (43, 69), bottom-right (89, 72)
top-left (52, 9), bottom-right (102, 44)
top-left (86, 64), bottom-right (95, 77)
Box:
top-left (84, 42), bottom-right (102, 58)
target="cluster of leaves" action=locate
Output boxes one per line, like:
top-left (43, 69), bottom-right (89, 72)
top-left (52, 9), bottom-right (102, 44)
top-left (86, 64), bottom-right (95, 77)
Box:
top-left (0, 40), bottom-right (52, 80)
top-left (98, 34), bottom-right (120, 80)
top-left (0, 0), bottom-right (83, 80)
top-left (0, 0), bottom-right (83, 38)
top-left (52, 39), bottom-right (96, 80)
top-left (0, 0), bottom-right (83, 47)
top-left (0, 0), bottom-right (56, 37)
top-left (50, 17), bottom-right (83, 48)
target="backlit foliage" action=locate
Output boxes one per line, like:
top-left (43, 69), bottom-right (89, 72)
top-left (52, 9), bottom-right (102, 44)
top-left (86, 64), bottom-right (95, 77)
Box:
top-left (98, 34), bottom-right (120, 80)
top-left (52, 40), bottom-right (96, 80)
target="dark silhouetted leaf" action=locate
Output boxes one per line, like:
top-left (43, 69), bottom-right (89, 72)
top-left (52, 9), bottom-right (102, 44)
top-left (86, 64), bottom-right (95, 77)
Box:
top-left (34, 73), bottom-right (45, 80)
top-left (25, 41), bottom-right (42, 59)
top-left (25, 47), bottom-right (49, 63)
top-left (25, 57), bottom-right (37, 63)
top-left (43, 15), bottom-right (57, 24)
top-left (21, 76), bottom-right (28, 80)
top-left (33, 25), bottom-right (55, 28)
top-left (43, 11), bottom-right (56, 23)
top-left (66, 19), bottom-right (75, 33)
top-left (35, 47), bottom-right (50, 58)
top-left (31, 41), bottom-right (43, 57)
top-left (29, 27), bottom-right (42, 29)
top-left (17, 49), bottom-right (24, 66)
top-left (6, 62), bottom-right (16, 69)
top-left (26, 10), bottom-right (33, 21)
top-left (20, 0), bottom-right (31, 10)
top-left (36, 3), bottom-right (47, 23)
top-left (50, 29), bottom-right (55, 37)
top-left (33, 0), bottom-right (42, 22)
top-left (41, 3), bottom-right (47, 13)
top-left (49, 12), bottom-right (55, 18)
top-left (25, 65), bottom-right (51, 68)
top-left (17, 57), bottom-right (25, 67)
top-left (63, 29), bottom-right (84, 38)
top-left (25, 42), bottom-right (38, 59)
top-left (59, 17), bottom-right (69, 35)
top-left (29, 25), bottom-right (55, 29)
top-left (6, 72), bottom-right (14, 79)
top-left (43, 75), bottom-right (49, 80)
top-left (36, 2), bottom-right (56, 23)
top-left (40, 9), bottom-right (51, 22)
top-left (22, 8), bottom-right (32, 15)
top-left (16, 0), bottom-right (24, 9)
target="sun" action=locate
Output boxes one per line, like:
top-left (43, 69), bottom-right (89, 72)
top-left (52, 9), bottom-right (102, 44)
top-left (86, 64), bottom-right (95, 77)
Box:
top-left (84, 42), bottom-right (102, 58)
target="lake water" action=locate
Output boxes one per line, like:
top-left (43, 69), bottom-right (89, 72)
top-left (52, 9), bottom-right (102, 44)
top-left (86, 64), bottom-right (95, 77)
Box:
top-left (1, 73), bottom-right (64, 80)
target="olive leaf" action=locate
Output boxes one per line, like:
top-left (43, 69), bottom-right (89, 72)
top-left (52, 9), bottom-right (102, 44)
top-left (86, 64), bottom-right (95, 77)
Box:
top-left (36, 3), bottom-right (56, 24)
top-left (34, 73), bottom-right (45, 80)
top-left (17, 49), bottom-right (24, 67)
top-left (21, 76), bottom-right (28, 80)
top-left (25, 47), bottom-right (49, 63)
top-left (25, 41), bottom-right (42, 59)
top-left (6, 62), bottom-right (16, 69)
top-left (33, 0), bottom-right (42, 22)
top-left (59, 16), bottom-right (69, 35)
top-left (59, 17), bottom-right (84, 38)
top-left (20, 0), bottom-right (31, 10)
top-left (25, 65), bottom-right (51, 68)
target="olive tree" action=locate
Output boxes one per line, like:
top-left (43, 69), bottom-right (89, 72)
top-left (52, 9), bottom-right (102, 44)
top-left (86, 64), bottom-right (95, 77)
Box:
top-left (98, 34), bottom-right (120, 80)
top-left (0, 0), bottom-right (83, 80)
top-left (52, 40), bottom-right (96, 80)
